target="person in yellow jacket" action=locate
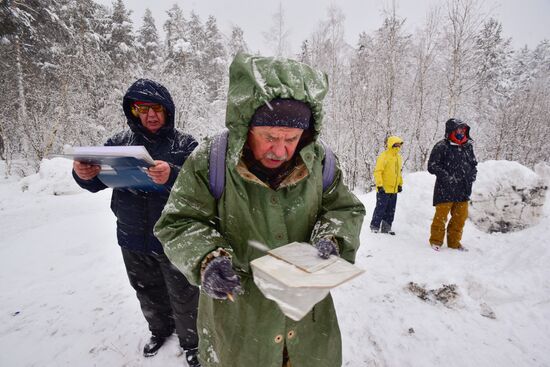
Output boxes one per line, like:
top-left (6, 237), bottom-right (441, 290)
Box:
top-left (370, 136), bottom-right (404, 235)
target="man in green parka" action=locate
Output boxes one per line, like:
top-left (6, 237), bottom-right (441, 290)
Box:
top-left (154, 53), bottom-right (365, 367)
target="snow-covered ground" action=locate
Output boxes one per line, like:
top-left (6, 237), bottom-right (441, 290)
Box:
top-left (1, 158), bottom-right (549, 367)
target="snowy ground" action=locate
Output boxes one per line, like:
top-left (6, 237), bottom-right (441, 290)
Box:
top-left (1, 159), bottom-right (549, 367)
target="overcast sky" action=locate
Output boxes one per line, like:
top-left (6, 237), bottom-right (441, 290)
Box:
top-left (96, 0), bottom-right (550, 55)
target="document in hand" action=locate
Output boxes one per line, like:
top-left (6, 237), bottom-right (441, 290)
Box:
top-left (60, 146), bottom-right (164, 191)
top-left (250, 242), bottom-right (364, 321)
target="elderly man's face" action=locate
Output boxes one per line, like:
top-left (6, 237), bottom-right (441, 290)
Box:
top-left (247, 126), bottom-right (304, 169)
top-left (133, 102), bottom-right (166, 134)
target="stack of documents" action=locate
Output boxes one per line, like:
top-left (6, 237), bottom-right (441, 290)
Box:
top-left (250, 242), bottom-right (364, 321)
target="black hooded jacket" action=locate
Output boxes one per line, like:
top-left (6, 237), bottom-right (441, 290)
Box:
top-left (428, 118), bottom-right (477, 206)
top-left (73, 79), bottom-right (198, 254)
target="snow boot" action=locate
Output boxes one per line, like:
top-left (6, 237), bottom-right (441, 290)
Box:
top-left (456, 245), bottom-right (469, 252)
top-left (185, 347), bottom-right (201, 367)
top-left (430, 244), bottom-right (441, 252)
top-left (370, 225), bottom-right (379, 233)
top-left (380, 220), bottom-right (395, 235)
top-left (143, 335), bottom-right (166, 357)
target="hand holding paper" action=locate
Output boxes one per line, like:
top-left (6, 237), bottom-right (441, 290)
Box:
top-left (314, 238), bottom-right (339, 259)
top-left (147, 160), bottom-right (170, 184)
top-left (73, 161), bottom-right (101, 181)
top-left (250, 242), bottom-right (364, 321)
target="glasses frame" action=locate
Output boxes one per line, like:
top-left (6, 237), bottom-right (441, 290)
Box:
top-left (133, 104), bottom-right (164, 114)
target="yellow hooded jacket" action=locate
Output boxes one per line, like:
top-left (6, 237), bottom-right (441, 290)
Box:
top-left (374, 136), bottom-right (404, 194)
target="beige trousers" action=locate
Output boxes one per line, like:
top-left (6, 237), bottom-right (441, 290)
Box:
top-left (429, 201), bottom-right (468, 248)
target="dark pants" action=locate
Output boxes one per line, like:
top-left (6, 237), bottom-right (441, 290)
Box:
top-left (370, 191), bottom-right (398, 230)
top-left (121, 248), bottom-right (199, 349)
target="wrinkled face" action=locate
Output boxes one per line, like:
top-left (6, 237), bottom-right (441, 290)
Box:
top-left (134, 102), bottom-right (166, 134)
top-left (247, 126), bottom-right (304, 169)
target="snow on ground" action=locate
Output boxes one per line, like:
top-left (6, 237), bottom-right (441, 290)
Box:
top-left (1, 158), bottom-right (549, 367)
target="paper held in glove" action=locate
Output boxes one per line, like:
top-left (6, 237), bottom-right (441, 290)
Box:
top-left (55, 146), bottom-right (164, 191)
top-left (250, 242), bottom-right (364, 321)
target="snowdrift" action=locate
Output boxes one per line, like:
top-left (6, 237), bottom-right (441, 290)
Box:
top-left (469, 160), bottom-right (547, 233)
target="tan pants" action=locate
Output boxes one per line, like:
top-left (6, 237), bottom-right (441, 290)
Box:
top-left (429, 202), bottom-right (468, 248)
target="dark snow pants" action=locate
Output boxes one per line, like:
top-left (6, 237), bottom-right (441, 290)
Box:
top-left (370, 191), bottom-right (398, 231)
top-left (121, 248), bottom-right (199, 349)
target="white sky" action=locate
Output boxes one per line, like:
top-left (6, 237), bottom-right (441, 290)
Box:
top-left (97, 0), bottom-right (550, 55)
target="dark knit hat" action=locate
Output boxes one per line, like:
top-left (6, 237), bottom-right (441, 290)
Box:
top-left (250, 99), bottom-right (311, 130)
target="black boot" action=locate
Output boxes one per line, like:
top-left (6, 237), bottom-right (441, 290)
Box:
top-left (185, 347), bottom-right (201, 367)
top-left (380, 220), bottom-right (395, 235)
top-left (143, 335), bottom-right (166, 357)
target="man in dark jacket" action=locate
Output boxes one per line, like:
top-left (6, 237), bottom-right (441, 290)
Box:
top-left (72, 79), bottom-right (200, 365)
top-left (427, 118), bottom-right (477, 252)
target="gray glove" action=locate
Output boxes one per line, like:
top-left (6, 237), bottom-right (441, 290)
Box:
top-left (202, 256), bottom-right (242, 300)
top-left (314, 238), bottom-right (339, 259)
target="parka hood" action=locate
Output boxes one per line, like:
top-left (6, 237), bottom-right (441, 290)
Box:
top-left (445, 118), bottom-right (471, 140)
top-left (225, 53), bottom-right (329, 164)
top-left (386, 135), bottom-right (404, 150)
top-left (122, 79), bottom-right (176, 137)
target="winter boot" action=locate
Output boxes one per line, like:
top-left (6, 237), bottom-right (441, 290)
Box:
top-left (143, 335), bottom-right (166, 357)
top-left (185, 347), bottom-right (201, 367)
top-left (430, 244), bottom-right (441, 252)
top-left (456, 245), bottom-right (469, 252)
top-left (370, 225), bottom-right (379, 233)
top-left (380, 220), bottom-right (395, 235)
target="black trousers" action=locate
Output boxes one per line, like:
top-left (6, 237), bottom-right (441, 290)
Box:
top-left (370, 191), bottom-right (398, 229)
top-left (121, 248), bottom-right (199, 349)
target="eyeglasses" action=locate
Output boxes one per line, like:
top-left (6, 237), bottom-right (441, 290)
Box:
top-left (133, 104), bottom-right (164, 114)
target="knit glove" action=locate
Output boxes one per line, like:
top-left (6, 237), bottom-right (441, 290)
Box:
top-left (377, 187), bottom-right (385, 194)
top-left (314, 238), bottom-right (339, 259)
top-left (398, 186), bottom-right (402, 193)
top-left (201, 256), bottom-right (242, 300)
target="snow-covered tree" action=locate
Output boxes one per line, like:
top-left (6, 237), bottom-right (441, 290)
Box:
top-left (441, 0), bottom-right (485, 116)
top-left (0, 0), bottom-right (71, 170)
top-left (185, 11), bottom-right (205, 72)
top-left (228, 25), bottom-right (248, 58)
top-left (298, 39), bottom-right (312, 65)
top-left (163, 4), bottom-right (188, 72)
top-left (407, 5), bottom-right (445, 171)
top-left (138, 8), bottom-right (161, 73)
top-left (107, 0), bottom-right (136, 72)
top-left (202, 16), bottom-right (227, 100)
top-left (262, 2), bottom-right (291, 57)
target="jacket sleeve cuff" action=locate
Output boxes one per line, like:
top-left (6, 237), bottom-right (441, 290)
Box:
top-left (165, 163), bottom-right (181, 189)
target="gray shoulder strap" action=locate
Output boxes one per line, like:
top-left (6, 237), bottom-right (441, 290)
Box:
top-left (320, 140), bottom-right (336, 191)
top-left (208, 129), bottom-right (229, 200)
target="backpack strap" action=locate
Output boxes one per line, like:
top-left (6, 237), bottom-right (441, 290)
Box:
top-left (320, 140), bottom-right (336, 191)
top-left (208, 129), bottom-right (229, 200)
top-left (209, 131), bottom-right (336, 199)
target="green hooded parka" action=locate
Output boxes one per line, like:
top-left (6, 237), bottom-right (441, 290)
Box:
top-left (154, 53), bottom-right (365, 367)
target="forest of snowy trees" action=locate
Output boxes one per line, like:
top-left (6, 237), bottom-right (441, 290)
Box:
top-left (1, 0), bottom-right (549, 190)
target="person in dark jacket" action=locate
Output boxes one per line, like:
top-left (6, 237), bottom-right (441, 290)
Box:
top-left (427, 118), bottom-right (477, 252)
top-left (72, 79), bottom-right (200, 366)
